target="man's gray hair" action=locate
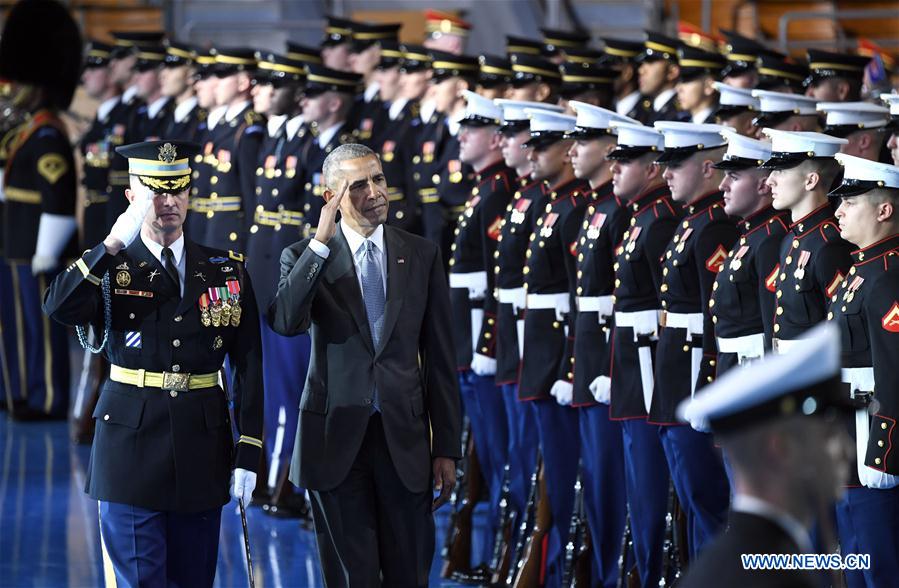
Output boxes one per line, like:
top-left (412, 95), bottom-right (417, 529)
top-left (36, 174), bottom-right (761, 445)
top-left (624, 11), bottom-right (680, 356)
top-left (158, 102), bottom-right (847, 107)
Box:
top-left (322, 143), bottom-right (377, 190)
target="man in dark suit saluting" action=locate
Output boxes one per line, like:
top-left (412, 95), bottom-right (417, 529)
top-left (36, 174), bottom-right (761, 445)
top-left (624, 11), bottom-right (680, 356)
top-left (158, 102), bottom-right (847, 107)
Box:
top-left (269, 143), bottom-right (461, 587)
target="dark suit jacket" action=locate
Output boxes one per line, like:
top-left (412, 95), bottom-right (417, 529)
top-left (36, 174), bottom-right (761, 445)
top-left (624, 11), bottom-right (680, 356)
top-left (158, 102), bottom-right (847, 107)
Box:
top-left (269, 223), bottom-right (462, 493)
top-left (679, 511), bottom-right (820, 588)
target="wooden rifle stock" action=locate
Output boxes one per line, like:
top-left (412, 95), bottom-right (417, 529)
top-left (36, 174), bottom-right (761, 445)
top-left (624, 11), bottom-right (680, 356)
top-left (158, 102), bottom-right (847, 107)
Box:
top-left (506, 456), bottom-right (541, 587)
top-left (513, 462), bottom-right (551, 588)
top-left (659, 479), bottom-right (687, 586)
top-left (489, 463), bottom-right (515, 584)
top-left (441, 421), bottom-right (482, 578)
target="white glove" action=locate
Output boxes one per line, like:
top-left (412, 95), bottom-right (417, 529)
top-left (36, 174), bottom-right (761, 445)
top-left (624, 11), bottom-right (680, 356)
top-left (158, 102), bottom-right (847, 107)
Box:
top-left (689, 417), bottom-right (712, 434)
top-left (231, 468), bottom-right (257, 505)
top-left (468, 285), bottom-right (487, 301)
top-left (589, 375), bottom-right (611, 405)
top-left (108, 189), bottom-right (153, 248)
top-left (470, 353), bottom-right (497, 376)
top-left (550, 380), bottom-right (573, 406)
top-left (31, 255), bottom-right (58, 275)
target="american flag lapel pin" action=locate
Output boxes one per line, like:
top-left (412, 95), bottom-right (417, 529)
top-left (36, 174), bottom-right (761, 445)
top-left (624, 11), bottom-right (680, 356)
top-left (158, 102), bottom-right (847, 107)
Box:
top-left (397, 257), bottom-right (405, 264)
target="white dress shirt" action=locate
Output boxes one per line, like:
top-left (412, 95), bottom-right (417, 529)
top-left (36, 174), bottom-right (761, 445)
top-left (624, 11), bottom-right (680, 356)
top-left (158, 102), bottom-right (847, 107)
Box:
top-left (388, 98), bottom-right (408, 121)
top-left (308, 223), bottom-right (387, 297)
top-left (267, 115), bottom-right (287, 138)
top-left (97, 96), bottom-right (121, 123)
top-left (692, 106), bottom-right (714, 124)
top-left (206, 105), bottom-right (227, 130)
top-left (285, 115), bottom-right (305, 141)
top-left (317, 122), bottom-right (344, 149)
top-left (142, 232), bottom-right (186, 297)
top-left (616, 91), bottom-right (641, 116)
top-left (653, 88), bottom-right (677, 112)
top-left (147, 96), bottom-right (171, 120)
top-left (173, 96), bottom-right (198, 124)
top-left (225, 100), bottom-right (250, 123)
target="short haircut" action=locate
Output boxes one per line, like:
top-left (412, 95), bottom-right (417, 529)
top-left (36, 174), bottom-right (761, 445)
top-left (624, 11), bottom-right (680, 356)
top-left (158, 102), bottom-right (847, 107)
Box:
top-left (801, 157), bottom-right (842, 192)
top-left (322, 143), bottom-right (377, 189)
top-left (867, 187), bottom-right (899, 207)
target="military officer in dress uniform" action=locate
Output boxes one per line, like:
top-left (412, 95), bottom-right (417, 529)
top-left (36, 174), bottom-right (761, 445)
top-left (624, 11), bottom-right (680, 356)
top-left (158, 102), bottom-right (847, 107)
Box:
top-left (319, 16), bottom-right (357, 71)
top-left (567, 102), bottom-right (635, 587)
top-left (761, 129), bottom-right (854, 351)
top-left (674, 46), bottom-right (725, 124)
top-left (606, 121), bottom-right (678, 587)
top-left (43, 140), bottom-right (263, 587)
top-left (0, 0), bottom-right (81, 420)
top-left (491, 98), bottom-right (564, 534)
top-left (246, 52), bottom-right (313, 520)
top-left (633, 32), bottom-right (686, 125)
top-left (827, 154), bottom-right (899, 588)
top-left (422, 9), bottom-right (471, 56)
top-left (197, 48), bottom-right (264, 251)
top-left (557, 56), bottom-right (615, 113)
top-left (127, 47), bottom-right (175, 142)
top-left (805, 49), bottom-right (871, 102)
top-left (756, 53), bottom-right (809, 93)
top-left (369, 41), bottom-right (423, 233)
top-left (517, 109), bottom-right (590, 587)
top-left (712, 82), bottom-right (760, 137)
top-left (295, 64), bottom-right (362, 238)
top-left (540, 28), bottom-right (591, 65)
top-left (710, 131), bottom-right (788, 371)
top-left (184, 47), bottom-right (221, 244)
top-left (597, 37), bottom-right (644, 119)
top-left (446, 91), bottom-right (515, 581)
top-left (507, 52), bottom-right (562, 104)
top-left (751, 90), bottom-right (820, 137)
top-left (678, 323), bottom-right (853, 588)
top-left (476, 55), bottom-right (514, 100)
top-left (818, 101), bottom-right (890, 161)
top-left (347, 22), bottom-right (401, 143)
top-left (651, 122), bottom-right (736, 556)
top-left (160, 42), bottom-right (206, 142)
top-left (718, 30), bottom-right (782, 90)
top-left (416, 51), bottom-right (479, 259)
top-left (880, 92), bottom-right (899, 166)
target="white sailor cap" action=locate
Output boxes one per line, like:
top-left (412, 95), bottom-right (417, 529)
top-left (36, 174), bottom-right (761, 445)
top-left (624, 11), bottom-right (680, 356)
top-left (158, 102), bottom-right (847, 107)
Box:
top-left (459, 90), bottom-right (503, 127)
top-left (879, 93), bottom-right (899, 118)
top-left (567, 101), bottom-right (639, 138)
top-left (818, 101), bottom-right (890, 137)
top-left (677, 322), bottom-right (852, 435)
top-left (713, 82), bottom-right (760, 121)
top-left (494, 99), bottom-right (563, 131)
top-left (829, 153), bottom-right (899, 197)
top-left (654, 121), bottom-right (729, 164)
top-left (760, 128), bottom-right (847, 169)
top-left (522, 108), bottom-right (576, 148)
top-left (751, 89), bottom-right (818, 127)
top-left (713, 129), bottom-right (773, 170)
top-left (607, 121), bottom-right (664, 160)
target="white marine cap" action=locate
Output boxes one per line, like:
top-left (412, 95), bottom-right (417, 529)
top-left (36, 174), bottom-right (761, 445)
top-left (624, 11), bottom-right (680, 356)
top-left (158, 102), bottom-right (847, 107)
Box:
top-left (522, 108), bottom-right (576, 148)
top-left (829, 152), bottom-right (899, 197)
top-left (607, 121), bottom-right (664, 159)
top-left (713, 82), bottom-right (760, 116)
top-left (459, 90), bottom-right (503, 126)
top-left (654, 121), bottom-right (730, 163)
top-left (713, 129), bottom-right (772, 170)
top-left (751, 89), bottom-right (818, 128)
top-left (494, 99), bottom-right (563, 127)
top-left (568, 101), bottom-right (639, 136)
top-left (760, 128), bottom-right (848, 169)
top-left (817, 101), bottom-right (890, 136)
top-left (677, 322), bottom-right (851, 435)
top-left (879, 92), bottom-right (899, 118)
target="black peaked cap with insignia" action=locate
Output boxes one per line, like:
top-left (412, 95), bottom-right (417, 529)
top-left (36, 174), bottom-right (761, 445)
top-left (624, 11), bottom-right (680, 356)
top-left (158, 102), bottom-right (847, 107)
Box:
top-left (303, 64), bottom-right (362, 96)
top-left (115, 140), bottom-right (201, 194)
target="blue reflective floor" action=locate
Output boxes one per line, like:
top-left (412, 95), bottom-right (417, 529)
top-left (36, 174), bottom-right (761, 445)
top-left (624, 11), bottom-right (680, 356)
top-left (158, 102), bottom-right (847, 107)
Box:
top-left (0, 416), bottom-right (487, 587)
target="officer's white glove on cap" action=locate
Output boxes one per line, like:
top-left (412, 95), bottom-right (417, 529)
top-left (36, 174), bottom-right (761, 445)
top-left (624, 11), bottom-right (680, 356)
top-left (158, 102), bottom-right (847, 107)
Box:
top-left (231, 468), bottom-right (257, 505)
top-left (589, 375), bottom-right (611, 404)
top-left (109, 189), bottom-right (153, 248)
top-left (550, 380), bottom-right (573, 406)
top-left (470, 353), bottom-right (497, 376)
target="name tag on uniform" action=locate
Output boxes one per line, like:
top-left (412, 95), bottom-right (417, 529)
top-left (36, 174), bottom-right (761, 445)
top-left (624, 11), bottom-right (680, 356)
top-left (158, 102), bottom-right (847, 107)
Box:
top-left (114, 289), bottom-right (154, 298)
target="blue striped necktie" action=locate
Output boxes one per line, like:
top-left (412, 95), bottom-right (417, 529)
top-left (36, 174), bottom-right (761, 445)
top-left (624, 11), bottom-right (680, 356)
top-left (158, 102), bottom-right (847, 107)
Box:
top-left (360, 239), bottom-right (384, 411)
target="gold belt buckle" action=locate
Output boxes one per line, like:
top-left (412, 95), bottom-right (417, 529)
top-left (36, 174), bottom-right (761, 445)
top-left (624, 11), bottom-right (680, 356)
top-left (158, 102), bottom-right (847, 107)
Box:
top-left (162, 371), bottom-right (190, 392)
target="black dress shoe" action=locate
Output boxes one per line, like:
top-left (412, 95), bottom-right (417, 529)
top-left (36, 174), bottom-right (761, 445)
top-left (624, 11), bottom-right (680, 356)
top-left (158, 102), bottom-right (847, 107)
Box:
top-left (451, 564), bottom-right (492, 586)
top-left (262, 497), bottom-right (314, 529)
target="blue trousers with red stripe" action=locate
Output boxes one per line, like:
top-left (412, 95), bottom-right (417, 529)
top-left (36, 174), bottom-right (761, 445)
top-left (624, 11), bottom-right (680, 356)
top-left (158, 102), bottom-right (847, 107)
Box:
top-left (0, 262), bottom-right (69, 417)
top-left (836, 485), bottom-right (899, 588)
top-left (580, 405), bottom-right (627, 588)
top-left (501, 383), bottom-right (539, 517)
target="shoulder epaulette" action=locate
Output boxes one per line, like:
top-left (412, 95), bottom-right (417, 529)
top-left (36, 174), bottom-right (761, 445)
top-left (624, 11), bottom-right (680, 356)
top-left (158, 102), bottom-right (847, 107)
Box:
top-left (228, 250), bottom-right (245, 262)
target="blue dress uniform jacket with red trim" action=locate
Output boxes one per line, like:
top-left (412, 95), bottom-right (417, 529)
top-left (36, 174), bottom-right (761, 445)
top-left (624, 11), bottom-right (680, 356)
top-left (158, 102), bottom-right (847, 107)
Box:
top-left (518, 178), bottom-right (590, 401)
top-left (494, 177), bottom-right (551, 385)
top-left (830, 234), bottom-right (899, 483)
top-left (771, 204), bottom-right (853, 342)
top-left (571, 182), bottom-right (630, 407)
top-left (79, 100), bottom-right (130, 248)
top-left (42, 240), bottom-right (264, 512)
top-left (447, 161), bottom-right (514, 368)
top-left (609, 185), bottom-right (680, 420)
top-left (3, 110), bottom-right (78, 261)
top-left (710, 206), bottom-right (790, 374)
top-left (650, 192), bottom-right (739, 424)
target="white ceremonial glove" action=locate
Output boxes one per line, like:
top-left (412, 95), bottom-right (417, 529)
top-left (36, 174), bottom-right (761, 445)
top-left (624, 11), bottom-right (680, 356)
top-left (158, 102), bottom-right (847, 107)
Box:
top-left (689, 416), bottom-right (712, 434)
top-left (108, 189), bottom-right (153, 249)
top-left (231, 468), bottom-right (257, 505)
top-left (470, 353), bottom-right (497, 376)
top-left (550, 380), bottom-right (573, 406)
top-left (32, 213), bottom-right (77, 275)
top-left (589, 375), bottom-right (611, 405)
